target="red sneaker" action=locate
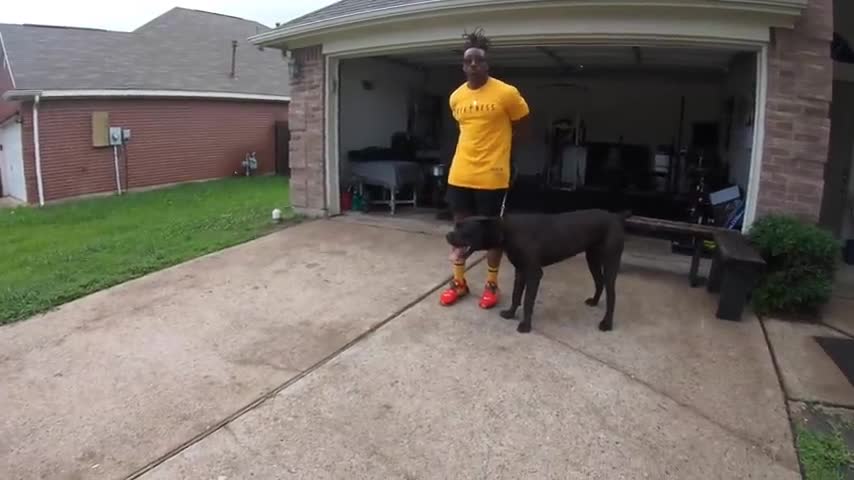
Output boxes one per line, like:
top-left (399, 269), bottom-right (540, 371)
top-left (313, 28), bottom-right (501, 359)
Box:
top-left (479, 282), bottom-right (500, 309)
top-left (440, 280), bottom-right (469, 306)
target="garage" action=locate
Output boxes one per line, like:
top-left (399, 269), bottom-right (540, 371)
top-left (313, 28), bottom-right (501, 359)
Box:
top-left (0, 119), bottom-right (27, 202)
top-left (251, 0), bottom-right (830, 230)
top-left (336, 44), bottom-right (760, 226)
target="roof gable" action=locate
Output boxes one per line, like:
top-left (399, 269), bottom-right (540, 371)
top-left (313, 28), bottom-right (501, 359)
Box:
top-left (277, 0), bottom-right (423, 30)
top-left (0, 8), bottom-right (290, 97)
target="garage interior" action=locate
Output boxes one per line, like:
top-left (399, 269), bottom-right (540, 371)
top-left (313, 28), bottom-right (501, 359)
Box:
top-left (338, 45), bottom-right (758, 230)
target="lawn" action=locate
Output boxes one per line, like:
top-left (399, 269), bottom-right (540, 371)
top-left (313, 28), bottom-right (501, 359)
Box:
top-left (0, 176), bottom-right (293, 325)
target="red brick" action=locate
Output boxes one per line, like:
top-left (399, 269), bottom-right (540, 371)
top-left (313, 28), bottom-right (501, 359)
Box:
top-left (759, 0), bottom-right (833, 223)
top-left (15, 98), bottom-right (287, 204)
top-left (286, 45), bottom-right (326, 214)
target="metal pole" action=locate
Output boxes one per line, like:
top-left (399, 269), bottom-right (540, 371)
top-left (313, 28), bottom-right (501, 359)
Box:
top-left (113, 145), bottom-right (122, 195)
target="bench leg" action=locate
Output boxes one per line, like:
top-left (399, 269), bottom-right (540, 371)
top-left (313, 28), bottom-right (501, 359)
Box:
top-left (707, 253), bottom-right (722, 293)
top-left (717, 269), bottom-right (750, 321)
top-left (689, 238), bottom-right (703, 288)
top-left (716, 264), bottom-right (762, 322)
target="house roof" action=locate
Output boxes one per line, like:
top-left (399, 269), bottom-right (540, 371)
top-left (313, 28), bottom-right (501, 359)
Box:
top-left (277, 0), bottom-right (422, 30)
top-left (0, 7), bottom-right (290, 98)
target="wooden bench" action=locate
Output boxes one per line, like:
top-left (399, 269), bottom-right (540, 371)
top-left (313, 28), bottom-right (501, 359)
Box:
top-left (625, 216), bottom-right (728, 287)
top-left (706, 230), bottom-right (766, 321)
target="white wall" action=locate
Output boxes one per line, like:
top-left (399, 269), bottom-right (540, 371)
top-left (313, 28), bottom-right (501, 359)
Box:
top-left (721, 54), bottom-right (757, 193)
top-left (339, 58), bottom-right (426, 184)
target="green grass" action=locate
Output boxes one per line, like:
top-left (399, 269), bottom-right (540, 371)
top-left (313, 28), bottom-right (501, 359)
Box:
top-left (798, 427), bottom-right (854, 480)
top-left (0, 176), bottom-right (294, 325)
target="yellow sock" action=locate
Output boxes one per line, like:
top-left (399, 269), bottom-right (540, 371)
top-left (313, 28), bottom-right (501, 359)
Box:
top-left (453, 261), bottom-right (466, 284)
top-left (486, 265), bottom-right (499, 285)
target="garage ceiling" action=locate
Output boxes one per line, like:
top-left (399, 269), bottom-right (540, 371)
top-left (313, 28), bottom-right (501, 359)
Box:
top-left (383, 45), bottom-right (746, 73)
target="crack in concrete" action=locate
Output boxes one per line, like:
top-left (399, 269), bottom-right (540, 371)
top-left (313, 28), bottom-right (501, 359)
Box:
top-left (540, 328), bottom-right (800, 474)
top-left (123, 258), bottom-right (485, 480)
top-left (758, 317), bottom-right (808, 479)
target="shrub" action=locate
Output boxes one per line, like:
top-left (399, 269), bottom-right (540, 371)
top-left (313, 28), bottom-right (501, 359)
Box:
top-left (747, 215), bottom-right (840, 317)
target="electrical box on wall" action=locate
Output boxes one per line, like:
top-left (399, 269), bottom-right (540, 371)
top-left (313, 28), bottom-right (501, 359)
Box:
top-left (122, 128), bottom-right (131, 142)
top-left (109, 127), bottom-right (123, 146)
top-left (92, 112), bottom-right (110, 147)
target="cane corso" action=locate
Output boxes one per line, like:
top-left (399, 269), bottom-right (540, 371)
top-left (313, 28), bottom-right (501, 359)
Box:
top-left (446, 209), bottom-right (630, 334)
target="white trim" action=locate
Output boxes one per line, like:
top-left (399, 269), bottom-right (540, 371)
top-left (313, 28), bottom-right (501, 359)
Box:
top-left (2, 89), bottom-right (290, 102)
top-left (325, 56), bottom-right (341, 216)
top-left (312, 6), bottom-right (778, 58)
top-left (0, 32), bottom-right (15, 89)
top-left (743, 44), bottom-right (769, 232)
top-left (251, 0), bottom-right (805, 47)
top-left (33, 95), bottom-right (45, 206)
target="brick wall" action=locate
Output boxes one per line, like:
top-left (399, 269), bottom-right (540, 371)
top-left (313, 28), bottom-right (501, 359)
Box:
top-left (758, 0), bottom-right (834, 222)
top-left (287, 46), bottom-right (327, 216)
top-left (18, 97), bottom-right (288, 203)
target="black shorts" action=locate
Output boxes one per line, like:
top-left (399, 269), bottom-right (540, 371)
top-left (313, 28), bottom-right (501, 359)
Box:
top-left (445, 185), bottom-right (507, 217)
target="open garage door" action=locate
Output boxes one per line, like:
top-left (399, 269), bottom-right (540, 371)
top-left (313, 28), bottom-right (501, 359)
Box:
top-left (334, 44), bottom-right (760, 230)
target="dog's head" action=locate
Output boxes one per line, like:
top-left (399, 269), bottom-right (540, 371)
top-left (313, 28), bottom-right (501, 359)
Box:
top-left (445, 216), bottom-right (503, 260)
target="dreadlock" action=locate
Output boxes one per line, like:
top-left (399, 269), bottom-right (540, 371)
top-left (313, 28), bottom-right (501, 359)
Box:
top-left (462, 27), bottom-right (491, 52)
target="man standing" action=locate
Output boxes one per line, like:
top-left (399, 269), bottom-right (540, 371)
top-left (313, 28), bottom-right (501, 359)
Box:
top-left (441, 28), bottom-right (530, 309)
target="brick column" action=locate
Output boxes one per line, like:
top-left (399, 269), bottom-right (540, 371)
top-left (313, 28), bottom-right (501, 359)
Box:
top-left (758, 0), bottom-right (834, 222)
top-left (288, 46), bottom-right (327, 216)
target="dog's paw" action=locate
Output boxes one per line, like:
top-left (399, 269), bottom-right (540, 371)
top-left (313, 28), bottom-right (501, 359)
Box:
top-left (598, 320), bottom-right (613, 332)
top-left (517, 322), bottom-right (532, 334)
top-left (500, 309), bottom-right (516, 320)
top-left (585, 298), bottom-right (599, 307)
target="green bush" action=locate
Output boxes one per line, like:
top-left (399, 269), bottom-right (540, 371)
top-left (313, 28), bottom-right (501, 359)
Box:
top-left (747, 215), bottom-right (840, 317)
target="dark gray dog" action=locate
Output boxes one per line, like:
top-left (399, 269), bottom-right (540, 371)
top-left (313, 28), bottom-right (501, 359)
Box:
top-left (446, 209), bottom-right (630, 334)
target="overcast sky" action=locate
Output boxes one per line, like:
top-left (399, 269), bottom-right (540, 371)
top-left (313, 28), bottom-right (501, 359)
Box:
top-left (0, 0), bottom-right (339, 30)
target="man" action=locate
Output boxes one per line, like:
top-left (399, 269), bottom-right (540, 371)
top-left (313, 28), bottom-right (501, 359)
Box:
top-left (441, 28), bottom-right (530, 309)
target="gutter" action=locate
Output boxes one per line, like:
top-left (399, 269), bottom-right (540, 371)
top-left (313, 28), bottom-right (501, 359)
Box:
top-left (249, 0), bottom-right (808, 47)
top-left (2, 89), bottom-right (290, 102)
top-left (33, 95), bottom-right (45, 206)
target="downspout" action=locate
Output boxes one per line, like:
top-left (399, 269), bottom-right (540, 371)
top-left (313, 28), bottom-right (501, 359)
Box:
top-left (33, 95), bottom-right (45, 206)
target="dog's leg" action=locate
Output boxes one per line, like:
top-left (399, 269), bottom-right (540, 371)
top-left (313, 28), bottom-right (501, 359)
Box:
top-left (517, 267), bottom-right (543, 334)
top-left (584, 249), bottom-right (604, 307)
top-left (500, 269), bottom-right (525, 320)
top-left (599, 251), bottom-right (622, 332)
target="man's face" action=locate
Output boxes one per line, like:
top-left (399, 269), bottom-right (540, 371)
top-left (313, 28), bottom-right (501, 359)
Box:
top-left (462, 47), bottom-right (488, 83)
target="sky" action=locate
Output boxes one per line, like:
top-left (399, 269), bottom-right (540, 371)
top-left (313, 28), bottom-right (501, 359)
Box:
top-left (0, 0), bottom-right (340, 30)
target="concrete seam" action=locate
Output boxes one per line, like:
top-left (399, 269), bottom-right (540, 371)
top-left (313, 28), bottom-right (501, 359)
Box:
top-left (818, 321), bottom-right (854, 340)
top-left (124, 256), bottom-right (485, 480)
top-left (758, 317), bottom-right (806, 479)
top-left (788, 397), bottom-right (854, 411)
top-left (540, 329), bottom-right (800, 474)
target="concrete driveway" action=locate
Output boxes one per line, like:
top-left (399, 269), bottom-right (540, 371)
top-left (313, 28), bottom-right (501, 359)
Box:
top-left (0, 218), bottom-right (798, 479)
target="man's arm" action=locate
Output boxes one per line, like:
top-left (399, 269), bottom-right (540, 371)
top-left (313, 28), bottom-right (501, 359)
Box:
top-left (506, 87), bottom-right (531, 142)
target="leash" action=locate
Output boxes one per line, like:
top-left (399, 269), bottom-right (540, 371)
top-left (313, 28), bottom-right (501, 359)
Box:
top-left (499, 169), bottom-right (517, 219)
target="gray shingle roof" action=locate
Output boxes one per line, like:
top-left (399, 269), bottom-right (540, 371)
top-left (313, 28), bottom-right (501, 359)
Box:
top-left (278, 0), bottom-right (426, 30)
top-left (0, 8), bottom-right (290, 96)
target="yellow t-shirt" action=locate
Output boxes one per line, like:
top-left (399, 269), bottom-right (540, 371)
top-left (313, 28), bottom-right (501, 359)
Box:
top-left (448, 77), bottom-right (530, 190)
